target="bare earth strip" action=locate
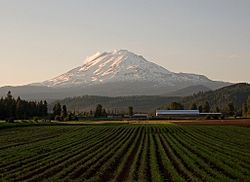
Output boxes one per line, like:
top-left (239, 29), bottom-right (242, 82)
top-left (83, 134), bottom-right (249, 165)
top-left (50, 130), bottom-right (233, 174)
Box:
top-left (54, 119), bottom-right (250, 126)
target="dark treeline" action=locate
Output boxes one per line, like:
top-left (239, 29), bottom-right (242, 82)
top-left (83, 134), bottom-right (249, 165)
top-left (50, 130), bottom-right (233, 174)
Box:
top-left (181, 83), bottom-right (250, 114)
top-left (52, 83), bottom-right (250, 115)
top-left (52, 103), bottom-right (113, 121)
top-left (162, 96), bottom-right (250, 118)
top-left (0, 91), bottom-right (48, 121)
top-left (160, 84), bottom-right (250, 118)
top-left (52, 103), bottom-right (78, 121)
top-left (51, 95), bottom-right (178, 113)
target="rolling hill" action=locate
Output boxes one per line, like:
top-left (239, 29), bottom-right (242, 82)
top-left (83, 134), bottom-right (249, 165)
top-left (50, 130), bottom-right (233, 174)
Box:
top-left (50, 95), bottom-right (180, 113)
top-left (52, 83), bottom-right (250, 114)
top-left (180, 83), bottom-right (250, 112)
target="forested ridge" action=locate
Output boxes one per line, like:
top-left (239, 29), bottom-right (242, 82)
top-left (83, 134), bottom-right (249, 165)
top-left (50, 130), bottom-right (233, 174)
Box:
top-left (181, 83), bottom-right (250, 113)
top-left (51, 95), bottom-right (179, 113)
top-left (2, 83), bottom-right (249, 116)
top-left (0, 91), bottom-right (48, 121)
top-left (52, 83), bottom-right (250, 114)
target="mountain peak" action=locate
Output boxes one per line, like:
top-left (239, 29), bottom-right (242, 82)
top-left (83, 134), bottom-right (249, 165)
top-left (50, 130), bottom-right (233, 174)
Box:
top-left (83, 49), bottom-right (141, 65)
top-left (111, 49), bottom-right (129, 54)
top-left (37, 49), bottom-right (225, 89)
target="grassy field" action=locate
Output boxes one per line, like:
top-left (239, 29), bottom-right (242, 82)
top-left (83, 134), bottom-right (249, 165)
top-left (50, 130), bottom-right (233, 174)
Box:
top-left (0, 122), bottom-right (250, 181)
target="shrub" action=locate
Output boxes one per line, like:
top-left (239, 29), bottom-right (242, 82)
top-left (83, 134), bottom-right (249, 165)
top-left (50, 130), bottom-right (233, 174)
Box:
top-left (6, 118), bottom-right (15, 123)
top-left (54, 115), bottom-right (62, 121)
top-left (33, 117), bottom-right (39, 122)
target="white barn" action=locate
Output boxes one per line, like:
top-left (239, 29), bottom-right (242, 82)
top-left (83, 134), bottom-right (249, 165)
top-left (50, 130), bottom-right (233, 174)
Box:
top-left (156, 110), bottom-right (200, 117)
top-left (156, 110), bottom-right (222, 118)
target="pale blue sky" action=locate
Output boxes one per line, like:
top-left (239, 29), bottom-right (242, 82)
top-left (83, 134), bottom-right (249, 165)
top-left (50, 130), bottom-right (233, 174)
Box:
top-left (0, 0), bottom-right (249, 86)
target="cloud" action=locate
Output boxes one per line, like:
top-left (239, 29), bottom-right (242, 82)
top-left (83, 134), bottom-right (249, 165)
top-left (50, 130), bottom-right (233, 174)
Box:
top-left (215, 53), bottom-right (242, 60)
top-left (227, 54), bottom-right (241, 60)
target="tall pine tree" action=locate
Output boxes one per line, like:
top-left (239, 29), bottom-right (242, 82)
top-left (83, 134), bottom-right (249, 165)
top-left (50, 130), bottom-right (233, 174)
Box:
top-left (247, 96), bottom-right (250, 118)
top-left (94, 104), bottom-right (103, 118)
top-left (0, 91), bottom-right (48, 120)
top-left (53, 103), bottom-right (62, 116)
top-left (242, 103), bottom-right (247, 117)
top-left (190, 103), bottom-right (197, 110)
top-left (62, 105), bottom-right (68, 118)
top-left (203, 101), bottom-right (210, 113)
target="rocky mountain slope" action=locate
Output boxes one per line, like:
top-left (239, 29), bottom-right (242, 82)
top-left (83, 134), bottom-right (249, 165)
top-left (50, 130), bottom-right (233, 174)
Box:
top-left (0, 49), bottom-right (230, 99)
top-left (37, 49), bottom-right (225, 90)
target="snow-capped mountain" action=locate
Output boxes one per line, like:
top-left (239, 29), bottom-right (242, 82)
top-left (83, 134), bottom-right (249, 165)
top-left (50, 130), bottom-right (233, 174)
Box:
top-left (39, 49), bottom-right (213, 88)
top-left (0, 49), bottom-right (230, 100)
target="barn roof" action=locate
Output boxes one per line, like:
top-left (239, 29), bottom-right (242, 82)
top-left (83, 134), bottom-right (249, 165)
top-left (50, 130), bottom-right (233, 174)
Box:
top-left (156, 110), bottom-right (200, 115)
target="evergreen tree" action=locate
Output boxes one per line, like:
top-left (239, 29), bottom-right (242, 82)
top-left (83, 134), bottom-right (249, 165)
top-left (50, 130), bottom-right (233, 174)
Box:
top-left (190, 103), bottom-right (197, 110)
top-left (53, 103), bottom-right (62, 117)
top-left (62, 105), bottom-right (68, 118)
top-left (42, 101), bottom-right (48, 117)
top-left (0, 97), bottom-right (4, 119)
top-left (68, 112), bottom-right (74, 121)
top-left (168, 102), bottom-right (184, 110)
top-left (203, 101), bottom-right (210, 113)
top-left (198, 105), bottom-right (203, 113)
top-left (94, 104), bottom-right (103, 117)
top-left (29, 101), bottom-right (37, 117)
top-left (89, 110), bottom-right (93, 117)
top-left (16, 97), bottom-right (23, 119)
top-left (38, 101), bottom-right (44, 117)
top-left (227, 103), bottom-right (235, 116)
top-left (216, 106), bottom-right (221, 113)
top-left (247, 96), bottom-right (250, 118)
top-left (102, 108), bottom-right (107, 118)
top-left (7, 91), bottom-right (12, 100)
top-left (0, 91), bottom-right (48, 121)
top-left (6, 91), bottom-right (16, 119)
top-left (242, 103), bottom-right (247, 117)
top-left (128, 106), bottom-right (134, 117)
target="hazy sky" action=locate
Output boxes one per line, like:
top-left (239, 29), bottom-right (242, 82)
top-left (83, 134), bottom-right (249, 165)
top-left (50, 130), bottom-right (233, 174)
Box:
top-left (0, 0), bottom-right (249, 86)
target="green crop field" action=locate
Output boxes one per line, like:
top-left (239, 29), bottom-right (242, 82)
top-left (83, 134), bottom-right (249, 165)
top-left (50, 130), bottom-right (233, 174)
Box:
top-left (0, 123), bottom-right (250, 182)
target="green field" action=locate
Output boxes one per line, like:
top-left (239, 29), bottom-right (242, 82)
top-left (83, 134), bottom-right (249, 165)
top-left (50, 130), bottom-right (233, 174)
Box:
top-left (0, 123), bottom-right (250, 181)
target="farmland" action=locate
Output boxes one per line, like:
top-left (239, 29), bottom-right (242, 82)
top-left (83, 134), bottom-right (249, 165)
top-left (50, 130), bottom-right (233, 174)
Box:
top-left (0, 123), bottom-right (250, 181)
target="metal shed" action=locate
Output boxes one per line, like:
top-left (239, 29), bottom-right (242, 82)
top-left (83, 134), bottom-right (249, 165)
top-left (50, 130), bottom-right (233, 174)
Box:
top-left (156, 110), bottom-right (200, 117)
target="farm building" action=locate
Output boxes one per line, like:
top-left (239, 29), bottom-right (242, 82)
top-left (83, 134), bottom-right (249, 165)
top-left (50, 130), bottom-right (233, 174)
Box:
top-left (156, 110), bottom-right (222, 118)
top-left (156, 110), bottom-right (200, 117)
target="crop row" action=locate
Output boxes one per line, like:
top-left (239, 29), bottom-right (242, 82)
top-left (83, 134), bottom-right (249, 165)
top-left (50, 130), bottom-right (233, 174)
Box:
top-left (0, 124), bottom-right (249, 181)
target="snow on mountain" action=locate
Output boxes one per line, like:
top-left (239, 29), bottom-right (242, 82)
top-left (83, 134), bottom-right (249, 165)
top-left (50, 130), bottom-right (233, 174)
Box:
top-left (40, 49), bottom-right (212, 88)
